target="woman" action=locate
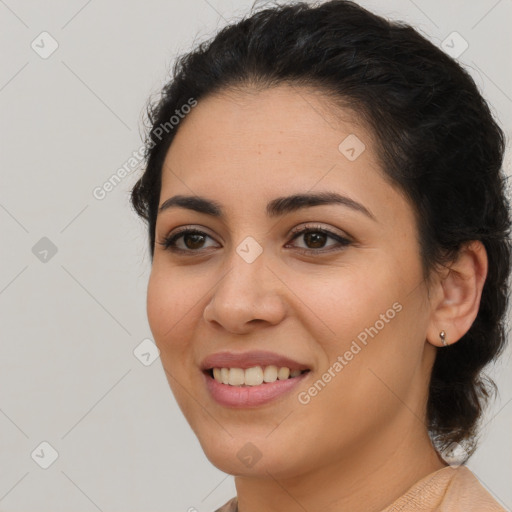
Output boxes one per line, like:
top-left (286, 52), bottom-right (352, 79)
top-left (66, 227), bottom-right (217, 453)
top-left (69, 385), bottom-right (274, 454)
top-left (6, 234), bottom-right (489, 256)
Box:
top-left (130, 1), bottom-right (511, 510)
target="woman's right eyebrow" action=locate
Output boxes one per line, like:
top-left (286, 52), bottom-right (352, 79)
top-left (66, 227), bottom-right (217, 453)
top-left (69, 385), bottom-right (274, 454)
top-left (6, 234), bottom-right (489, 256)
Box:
top-left (158, 191), bottom-right (376, 221)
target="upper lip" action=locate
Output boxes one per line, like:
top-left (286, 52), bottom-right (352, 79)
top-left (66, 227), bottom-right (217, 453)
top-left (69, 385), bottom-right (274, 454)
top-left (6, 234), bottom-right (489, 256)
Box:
top-left (200, 350), bottom-right (311, 371)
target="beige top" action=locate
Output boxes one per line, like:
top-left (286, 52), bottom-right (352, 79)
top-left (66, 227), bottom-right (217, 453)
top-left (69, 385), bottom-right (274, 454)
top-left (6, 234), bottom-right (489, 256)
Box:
top-left (214, 465), bottom-right (507, 511)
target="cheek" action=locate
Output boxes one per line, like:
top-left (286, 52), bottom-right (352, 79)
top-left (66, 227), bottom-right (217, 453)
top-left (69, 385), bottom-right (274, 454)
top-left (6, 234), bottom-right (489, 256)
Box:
top-left (297, 259), bottom-right (427, 398)
top-left (146, 265), bottom-right (201, 344)
top-left (146, 266), bottom-right (205, 416)
top-left (300, 263), bottom-right (403, 346)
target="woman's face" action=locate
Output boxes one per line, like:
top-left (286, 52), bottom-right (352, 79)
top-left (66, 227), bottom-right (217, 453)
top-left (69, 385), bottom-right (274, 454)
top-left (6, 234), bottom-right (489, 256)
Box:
top-left (147, 85), bottom-right (438, 479)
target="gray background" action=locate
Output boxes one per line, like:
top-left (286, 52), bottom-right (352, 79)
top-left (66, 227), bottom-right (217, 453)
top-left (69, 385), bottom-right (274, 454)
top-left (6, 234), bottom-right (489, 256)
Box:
top-left (1, 0), bottom-right (511, 511)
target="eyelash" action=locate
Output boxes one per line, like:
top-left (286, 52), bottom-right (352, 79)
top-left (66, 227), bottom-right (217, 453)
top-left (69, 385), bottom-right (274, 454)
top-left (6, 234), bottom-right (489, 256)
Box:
top-left (157, 224), bottom-right (352, 256)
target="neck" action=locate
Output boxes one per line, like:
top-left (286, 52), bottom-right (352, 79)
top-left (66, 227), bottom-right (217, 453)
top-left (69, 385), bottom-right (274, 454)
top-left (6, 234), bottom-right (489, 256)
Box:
top-left (234, 417), bottom-right (448, 512)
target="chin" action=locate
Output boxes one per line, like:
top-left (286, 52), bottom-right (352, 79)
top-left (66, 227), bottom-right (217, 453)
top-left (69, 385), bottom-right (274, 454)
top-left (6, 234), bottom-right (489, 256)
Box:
top-left (197, 431), bottom-right (308, 479)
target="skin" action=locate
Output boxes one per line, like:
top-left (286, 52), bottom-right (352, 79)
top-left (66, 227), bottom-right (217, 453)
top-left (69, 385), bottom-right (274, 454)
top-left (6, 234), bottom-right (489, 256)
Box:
top-left (146, 84), bottom-right (488, 512)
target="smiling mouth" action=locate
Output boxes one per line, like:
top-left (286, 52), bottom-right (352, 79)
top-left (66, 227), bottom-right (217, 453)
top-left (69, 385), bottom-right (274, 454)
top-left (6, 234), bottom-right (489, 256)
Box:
top-left (205, 365), bottom-right (310, 386)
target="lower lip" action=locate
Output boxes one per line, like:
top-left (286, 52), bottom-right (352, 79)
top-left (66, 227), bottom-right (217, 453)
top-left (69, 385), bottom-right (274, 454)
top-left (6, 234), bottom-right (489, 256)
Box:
top-left (203, 371), bottom-right (310, 407)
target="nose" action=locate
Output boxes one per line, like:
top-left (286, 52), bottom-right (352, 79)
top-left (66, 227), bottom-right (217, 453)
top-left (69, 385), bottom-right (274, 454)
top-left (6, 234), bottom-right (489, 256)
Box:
top-left (203, 251), bottom-right (287, 334)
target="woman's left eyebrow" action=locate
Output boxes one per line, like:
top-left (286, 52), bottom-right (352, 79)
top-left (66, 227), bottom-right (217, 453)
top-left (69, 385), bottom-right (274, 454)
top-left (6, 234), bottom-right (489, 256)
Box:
top-left (158, 191), bottom-right (376, 221)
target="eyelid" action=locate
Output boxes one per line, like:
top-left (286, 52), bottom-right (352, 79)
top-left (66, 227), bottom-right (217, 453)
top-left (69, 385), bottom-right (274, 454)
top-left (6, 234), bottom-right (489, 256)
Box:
top-left (288, 222), bottom-right (352, 241)
top-left (162, 225), bottom-right (220, 242)
top-left (162, 222), bottom-right (351, 242)
top-left (158, 222), bottom-right (353, 254)
top-left (159, 226), bottom-right (220, 250)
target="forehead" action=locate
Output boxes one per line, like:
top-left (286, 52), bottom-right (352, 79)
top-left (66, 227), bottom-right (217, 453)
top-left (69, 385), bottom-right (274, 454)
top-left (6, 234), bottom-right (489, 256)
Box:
top-left (159, 85), bottom-right (409, 225)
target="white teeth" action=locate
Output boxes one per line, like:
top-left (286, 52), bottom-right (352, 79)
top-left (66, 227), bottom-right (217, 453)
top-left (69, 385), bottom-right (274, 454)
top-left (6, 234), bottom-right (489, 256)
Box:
top-left (245, 366), bottom-right (264, 386)
top-left (228, 368), bottom-right (245, 386)
top-left (220, 367), bottom-right (230, 385)
top-left (263, 365), bottom-right (278, 383)
top-left (211, 365), bottom-right (307, 386)
top-left (277, 367), bottom-right (290, 380)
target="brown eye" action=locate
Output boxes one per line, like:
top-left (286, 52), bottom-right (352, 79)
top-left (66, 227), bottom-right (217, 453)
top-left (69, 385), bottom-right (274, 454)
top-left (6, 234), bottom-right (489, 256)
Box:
top-left (287, 225), bottom-right (352, 255)
top-left (158, 225), bottom-right (351, 256)
top-left (158, 228), bottom-right (219, 252)
top-left (302, 231), bottom-right (328, 249)
top-left (182, 232), bottom-right (207, 250)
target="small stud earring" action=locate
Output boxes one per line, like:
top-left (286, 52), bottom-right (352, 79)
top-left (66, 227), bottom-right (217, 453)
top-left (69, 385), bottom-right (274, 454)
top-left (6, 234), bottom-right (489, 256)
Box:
top-left (439, 330), bottom-right (448, 347)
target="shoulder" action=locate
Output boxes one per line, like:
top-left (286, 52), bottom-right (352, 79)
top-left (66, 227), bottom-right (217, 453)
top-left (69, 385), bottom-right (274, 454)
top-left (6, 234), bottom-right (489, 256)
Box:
top-left (440, 465), bottom-right (507, 511)
top-left (213, 467), bottom-right (507, 512)
top-left (381, 465), bottom-right (507, 512)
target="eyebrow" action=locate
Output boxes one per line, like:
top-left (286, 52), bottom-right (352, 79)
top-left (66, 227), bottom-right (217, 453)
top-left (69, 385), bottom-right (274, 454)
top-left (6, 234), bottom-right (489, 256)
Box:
top-left (158, 191), bottom-right (376, 221)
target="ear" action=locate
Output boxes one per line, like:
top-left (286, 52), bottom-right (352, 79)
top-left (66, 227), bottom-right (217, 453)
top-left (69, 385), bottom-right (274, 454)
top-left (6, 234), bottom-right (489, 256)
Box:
top-left (426, 240), bottom-right (488, 348)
